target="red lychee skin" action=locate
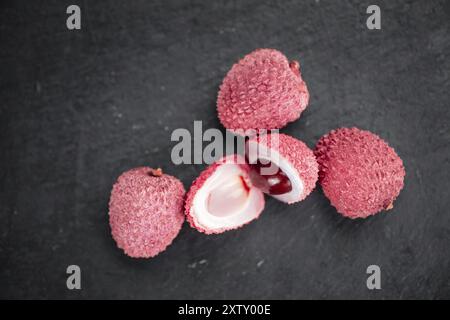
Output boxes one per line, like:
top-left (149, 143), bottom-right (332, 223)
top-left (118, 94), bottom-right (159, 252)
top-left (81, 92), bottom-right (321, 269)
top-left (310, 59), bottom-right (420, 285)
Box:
top-left (185, 155), bottom-right (264, 234)
top-left (314, 128), bottom-right (405, 219)
top-left (249, 133), bottom-right (318, 203)
top-left (109, 167), bottom-right (186, 258)
top-left (217, 48), bottom-right (309, 132)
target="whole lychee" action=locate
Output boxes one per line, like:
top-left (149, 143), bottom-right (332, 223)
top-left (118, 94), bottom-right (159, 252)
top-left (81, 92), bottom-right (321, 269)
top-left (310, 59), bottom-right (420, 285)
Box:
top-left (109, 167), bottom-right (185, 258)
top-left (217, 48), bottom-right (309, 133)
top-left (314, 128), bottom-right (405, 219)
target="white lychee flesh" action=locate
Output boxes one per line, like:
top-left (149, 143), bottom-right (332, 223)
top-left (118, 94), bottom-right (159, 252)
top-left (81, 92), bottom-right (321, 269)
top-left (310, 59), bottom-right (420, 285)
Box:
top-left (246, 133), bottom-right (319, 204)
top-left (186, 157), bottom-right (265, 234)
top-left (247, 140), bottom-right (304, 203)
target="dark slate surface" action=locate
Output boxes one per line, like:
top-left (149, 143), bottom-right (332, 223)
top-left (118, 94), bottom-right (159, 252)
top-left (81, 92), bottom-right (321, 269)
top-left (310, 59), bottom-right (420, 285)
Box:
top-left (1, 0), bottom-right (449, 299)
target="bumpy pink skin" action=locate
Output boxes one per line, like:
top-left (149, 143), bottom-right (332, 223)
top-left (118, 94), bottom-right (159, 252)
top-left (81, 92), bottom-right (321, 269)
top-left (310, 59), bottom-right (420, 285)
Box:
top-left (249, 133), bottom-right (318, 203)
top-left (185, 155), bottom-right (264, 234)
top-left (217, 48), bottom-right (309, 132)
top-left (314, 128), bottom-right (405, 219)
top-left (109, 167), bottom-right (186, 258)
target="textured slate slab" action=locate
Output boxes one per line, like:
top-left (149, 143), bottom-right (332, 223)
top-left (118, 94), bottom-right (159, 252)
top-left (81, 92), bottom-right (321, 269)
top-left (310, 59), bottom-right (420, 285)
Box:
top-left (0, 0), bottom-right (449, 299)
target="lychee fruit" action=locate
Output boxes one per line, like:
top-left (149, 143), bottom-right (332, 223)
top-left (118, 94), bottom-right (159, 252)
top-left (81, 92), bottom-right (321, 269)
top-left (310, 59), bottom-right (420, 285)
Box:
top-left (217, 48), bottom-right (309, 133)
top-left (185, 134), bottom-right (318, 234)
top-left (314, 127), bottom-right (405, 219)
top-left (109, 167), bottom-right (186, 258)
top-left (246, 133), bottom-right (318, 204)
top-left (185, 155), bottom-right (265, 234)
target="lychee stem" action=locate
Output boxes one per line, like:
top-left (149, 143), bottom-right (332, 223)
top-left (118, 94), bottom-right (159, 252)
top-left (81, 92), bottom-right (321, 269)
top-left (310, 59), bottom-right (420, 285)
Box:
top-left (149, 168), bottom-right (163, 177)
top-left (289, 60), bottom-right (301, 77)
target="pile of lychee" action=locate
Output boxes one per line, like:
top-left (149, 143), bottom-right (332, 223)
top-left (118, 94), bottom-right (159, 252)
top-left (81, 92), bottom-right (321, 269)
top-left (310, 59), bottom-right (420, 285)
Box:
top-left (109, 49), bottom-right (405, 258)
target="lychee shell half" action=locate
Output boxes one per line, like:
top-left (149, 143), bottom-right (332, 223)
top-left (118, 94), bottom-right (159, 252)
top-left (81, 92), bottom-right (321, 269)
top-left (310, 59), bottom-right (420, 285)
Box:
top-left (109, 167), bottom-right (186, 258)
top-left (247, 133), bottom-right (318, 204)
top-left (217, 48), bottom-right (309, 132)
top-left (314, 127), bottom-right (405, 219)
top-left (185, 155), bottom-right (265, 234)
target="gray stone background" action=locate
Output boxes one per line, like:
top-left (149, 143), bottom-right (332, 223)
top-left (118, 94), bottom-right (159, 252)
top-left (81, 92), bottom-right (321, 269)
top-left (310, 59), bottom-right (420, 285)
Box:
top-left (0, 0), bottom-right (449, 299)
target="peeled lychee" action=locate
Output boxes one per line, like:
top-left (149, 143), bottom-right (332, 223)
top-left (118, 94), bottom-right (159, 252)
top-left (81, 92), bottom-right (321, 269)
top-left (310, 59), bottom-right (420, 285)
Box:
top-left (217, 48), bottom-right (309, 132)
top-left (246, 133), bottom-right (318, 204)
top-left (314, 127), bottom-right (405, 219)
top-left (185, 134), bottom-right (318, 234)
top-left (109, 167), bottom-right (185, 258)
top-left (185, 155), bottom-right (265, 234)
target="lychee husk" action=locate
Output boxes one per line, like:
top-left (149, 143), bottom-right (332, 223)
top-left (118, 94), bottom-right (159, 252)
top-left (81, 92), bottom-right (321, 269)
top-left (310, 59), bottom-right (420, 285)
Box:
top-left (246, 133), bottom-right (318, 204)
top-left (185, 155), bottom-right (265, 234)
